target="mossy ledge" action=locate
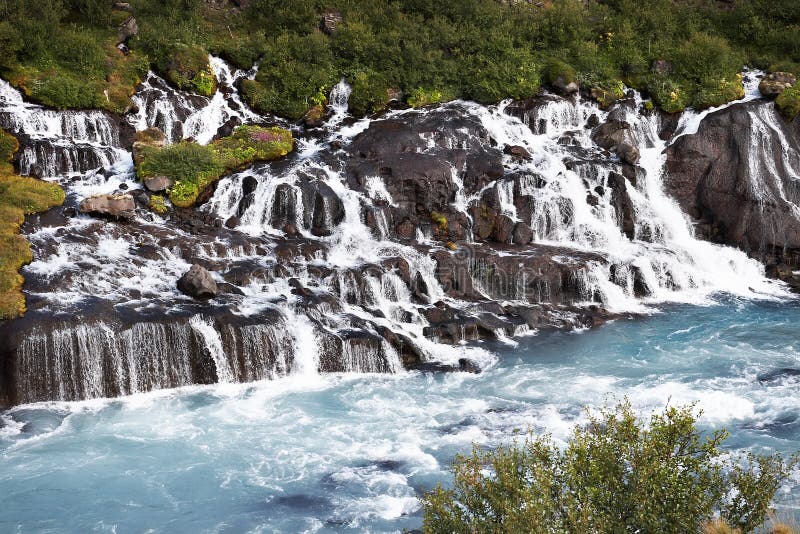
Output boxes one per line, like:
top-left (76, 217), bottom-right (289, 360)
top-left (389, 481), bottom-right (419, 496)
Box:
top-left (136, 125), bottom-right (294, 208)
top-left (0, 130), bottom-right (65, 320)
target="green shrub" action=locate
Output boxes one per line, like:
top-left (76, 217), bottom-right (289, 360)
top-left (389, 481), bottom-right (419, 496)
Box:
top-left (407, 87), bottom-right (451, 108)
top-left (423, 401), bottom-right (797, 534)
top-left (777, 84), bottom-right (800, 119)
top-left (348, 70), bottom-right (391, 116)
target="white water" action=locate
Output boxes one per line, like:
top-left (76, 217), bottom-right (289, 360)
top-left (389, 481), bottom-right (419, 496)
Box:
top-left (0, 61), bottom-right (795, 403)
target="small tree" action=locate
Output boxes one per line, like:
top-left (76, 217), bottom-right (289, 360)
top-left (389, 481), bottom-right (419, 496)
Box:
top-left (422, 401), bottom-right (797, 534)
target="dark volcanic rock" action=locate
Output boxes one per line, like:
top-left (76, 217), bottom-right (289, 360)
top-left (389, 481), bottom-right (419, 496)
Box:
top-left (665, 100), bottom-right (800, 269)
top-left (177, 264), bottom-right (218, 299)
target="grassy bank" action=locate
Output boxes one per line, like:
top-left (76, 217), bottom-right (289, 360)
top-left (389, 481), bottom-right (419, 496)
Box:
top-left (0, 1), bottom-right (798, 118)
top-left (0, 131), bottom-right (65, 319)
top-left (136, 125), bottom-right (293, 207)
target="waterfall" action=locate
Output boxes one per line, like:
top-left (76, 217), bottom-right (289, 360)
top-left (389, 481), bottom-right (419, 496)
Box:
top-left (189, 315), bottom-right (234, 382)
top-left (2, 59), bottom-right (796, 407)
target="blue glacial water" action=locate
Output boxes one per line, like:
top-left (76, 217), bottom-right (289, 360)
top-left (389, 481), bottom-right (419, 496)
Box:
top-left (2, 297), bottom-right (800, 532)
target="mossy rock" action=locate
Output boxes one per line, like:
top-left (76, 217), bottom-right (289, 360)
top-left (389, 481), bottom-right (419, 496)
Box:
top-left (777, 84), bottom-right (800, 120)
top-left (161, 45), bottom-right (217, 97)
top-left (137, 125), bottom-right (293, 208)
top-left (591, 81), bottom-right (625, 109)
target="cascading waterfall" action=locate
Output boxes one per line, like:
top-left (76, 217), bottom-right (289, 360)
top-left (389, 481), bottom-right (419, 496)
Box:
top-left (1, 58), bottom-right (796, 406)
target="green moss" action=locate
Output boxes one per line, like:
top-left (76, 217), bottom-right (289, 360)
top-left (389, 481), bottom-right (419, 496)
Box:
top-left (137, 126), bottom-right (293, 208)
top-left (148, 194), bottom-right (169, 215)
top-left (431, 211), bottom-right (448, 233)
top-left (777, 84), bottom-right (800, 120)
top-left (591, 80), bottom-right (625, 109)
top-left (0, 131), bottom-right (64, 319)
top-left (545, 59), bottom-right (577, 86)
top-left (161, 45), bottom-right (217, 97)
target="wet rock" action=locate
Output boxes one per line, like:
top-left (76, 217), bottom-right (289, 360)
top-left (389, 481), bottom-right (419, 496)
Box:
top-left (759, 72), bottom-right (796, 99)
top-left (143, 174), bottom-right (174, 192)
top-left (177, 264), bottom-right (218, 299)
top-left (320, 10), bottom-right (343, 35)
top-left (79, 193), bottom-right (136, 220)
top-left (757, 368), bottom-right (800, 383)
top-left (216, 117), bottom-right (242, 139)
top-left (665, 100), bottom-right (800, 268)
top-left (300, 180), bottom-right (345, 236)
top-left (591, 119), bottom-right (640, 165)
top-left (503, 144), bottom-right (532, 161)
top-left (224, 216), bottom-right (240, 229)
top-left (395, 218), bottom-right (416, 240)
top-left (608, 173), bottom-right (635, 239)
top-left (458, 358), bottom-right (481, 374)
top-left (491, 214), bottom-right (515, 244)
top-left (512, 222), bottom-right (533, 245)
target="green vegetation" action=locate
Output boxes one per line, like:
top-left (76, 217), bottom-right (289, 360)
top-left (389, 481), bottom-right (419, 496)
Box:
top-left (423, 401), bottom-right (798, 534)
top-left (777, 84), bottom-right (800, 119)
top-left (137, 125), bottom-right (293, 207)
top-left (0, 1), bottom-right (799, 117)
top-left (430, 212), bottom-right (448, 233)
top-left (0, 131), bottom-right (64, 319)
top-left (148, 194), bottom-right (169, 215)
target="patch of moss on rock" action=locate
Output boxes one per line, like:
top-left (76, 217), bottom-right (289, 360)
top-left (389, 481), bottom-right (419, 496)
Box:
top-left (777, 84), bottom-right (800, 120)
top-left (148, 194), bottom-right (169, 215)
top-left (160, 45), bottom-right (217, 97)
top-left (137, 125), bottom-right (293, 208)
top-left (0, 131), bottom-right (65, 320)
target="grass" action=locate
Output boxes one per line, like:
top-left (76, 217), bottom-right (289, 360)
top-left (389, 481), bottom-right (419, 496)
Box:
top-left (0, 130), bottom-right (64, 320)
top-left (136, 125), bottom-right (293, 207)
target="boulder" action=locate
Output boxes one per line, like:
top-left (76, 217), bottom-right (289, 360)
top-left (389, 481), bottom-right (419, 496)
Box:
top-left (320, 10), bottom-right (343, 35)
top-left (177, 264), bottom-right (218, 299)
top-left (79, 193), bottom-right (136, 220)
top-left (491, 214), bottom-right (515, 244)
top-left (143, 175), bottom-right (174, 192)
top-left (759, 72), bottom-right (797, 99)
top-left (512, 222), bottom-right (533, 245)
top-left (503, 144), bottom-right (532, 161)
top-left (117, 16), bottom-right (138, 43)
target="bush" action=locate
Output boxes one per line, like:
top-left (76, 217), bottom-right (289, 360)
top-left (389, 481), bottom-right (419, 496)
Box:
top-left (423, 401), bottom-right (797, 534)
top-left (161, 45), bottom-right (216, 97)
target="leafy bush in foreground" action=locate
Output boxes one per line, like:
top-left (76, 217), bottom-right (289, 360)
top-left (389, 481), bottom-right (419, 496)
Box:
top-left (423, 401), bottom-right (797, 534)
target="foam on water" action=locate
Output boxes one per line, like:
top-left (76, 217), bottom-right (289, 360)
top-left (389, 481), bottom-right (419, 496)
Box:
top-left (2, 300), bottom-right (799, 531)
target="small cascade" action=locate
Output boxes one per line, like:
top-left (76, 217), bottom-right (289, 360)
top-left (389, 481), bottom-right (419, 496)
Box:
top-left (189, 315), bottom-right (234, 382)
top-left (131, 56), bottom-right (262, 145)
top-left (0, 78), bottom-right (129, 177)
top-left (327, 78), bottom-right (352, 127)
top-left (13, 321), bottom-right (202, 404)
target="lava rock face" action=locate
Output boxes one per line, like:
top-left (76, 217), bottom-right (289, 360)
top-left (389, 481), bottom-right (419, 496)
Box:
top-left (665, 100), bottom-right (800, 269)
